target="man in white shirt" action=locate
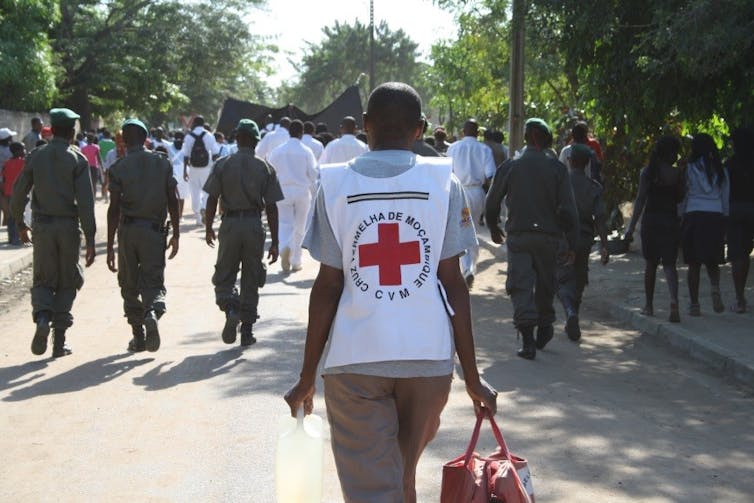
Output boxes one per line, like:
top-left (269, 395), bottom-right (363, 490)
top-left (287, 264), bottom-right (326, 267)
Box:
top-left (214, 131), bottom-right (231, 157)
top-left (182, 116), bottom-right (220, 226)
top-left (446, 119), bottom-right (496, 287)
top-left (151, 127), bottom-right (170, 151)
top-left (301, 121), bottom-right (324, 161)
top-left (167, 131), bottom-right (189, 219)
top-left (267, 119), bottom-right (319, 272)
top-left (319, 116), bottom-right (368, 164)
top-left (255, 116), bottom-right (290, 161)
top-left (22, 117), bottom-right (43, 152)
top-left (261, 114), bottom-right (275, 136)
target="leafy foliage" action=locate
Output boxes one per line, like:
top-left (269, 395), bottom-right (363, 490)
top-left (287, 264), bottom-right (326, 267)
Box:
top-left (429, 0), bottom-right (574, 133)
top-left (0, 0), bottom-right (60, 110)
top-left (529, 0), bottom-right (754, 204)
top-left (431, 0), bottom-right (753, 205)
top-left (1, 0), bottom-right (273, 127)
top-left (281, 20), bottom-right (428, 114)
top-left (51, 0), bottom-right (272, 128)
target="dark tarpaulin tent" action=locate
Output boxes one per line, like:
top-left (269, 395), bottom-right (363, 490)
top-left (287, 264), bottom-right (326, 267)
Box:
top-left (216, 86), bottom-right (363, 136)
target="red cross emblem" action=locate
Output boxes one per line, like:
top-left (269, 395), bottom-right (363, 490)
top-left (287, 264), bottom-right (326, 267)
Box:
top-left (359, 223), bottom-right (421, 286)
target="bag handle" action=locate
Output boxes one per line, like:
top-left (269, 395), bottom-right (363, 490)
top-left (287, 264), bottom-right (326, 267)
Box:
top-left (464, 411), bottom-right (532, 503)
top-left (462, 410), bottom-right (514, 468)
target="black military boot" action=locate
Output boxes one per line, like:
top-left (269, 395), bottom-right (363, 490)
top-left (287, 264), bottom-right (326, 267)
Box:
top-left (51, 328), bottom-right (72, 358)
top-left (31, 311), bottom-right (51, 356)
top-left (222, 306), bottom-right (240, 344)
top-left (128, 325), bottom-right (146, 352)
top-left (240, 322), bottom-right (257, 347)
top-left (535, 324), bottom-right (554, 350)
top-left (517, 327), bottom-right (536, 360)
top-left (144, 310), bottom-right (160, 352)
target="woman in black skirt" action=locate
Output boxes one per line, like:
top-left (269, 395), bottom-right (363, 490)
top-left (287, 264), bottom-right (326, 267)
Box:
top-left (681, 133), bottom-right (729, 315)
top-left (625, 136), bottom-right (684, 322)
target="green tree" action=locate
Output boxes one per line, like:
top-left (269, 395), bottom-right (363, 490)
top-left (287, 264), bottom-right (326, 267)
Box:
top-left (0, 0), bottom-right (59, 111)
top-left (433, 0), bottom-right (753, 206)
top-left (51, 0), bottom-right (272, 128)
top-left (529, 0), bottom-right (754, 205)
top-left (282, 20), bottom-right (428, 113)
top-left (429, 0), bottom-right (573, 133)
top-left (428, 4), bottom-right (511, 132)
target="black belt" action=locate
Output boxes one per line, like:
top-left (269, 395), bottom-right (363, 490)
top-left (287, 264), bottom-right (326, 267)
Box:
top-left (121, 216), bottom-right (164, 232)
top-left (33, 214), bottom-right (76, 224)
top-left (223, 209), bottom-right (260, 219)
top-left (508, 229), bottom-right (561, 238)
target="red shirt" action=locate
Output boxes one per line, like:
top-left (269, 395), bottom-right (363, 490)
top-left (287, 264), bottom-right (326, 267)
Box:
top-left (2, 157), bottom-right (24, 196)
top-left (81, 143), bottom-right (101, 168)
top-left (587, 137), bottom-right (603, 161)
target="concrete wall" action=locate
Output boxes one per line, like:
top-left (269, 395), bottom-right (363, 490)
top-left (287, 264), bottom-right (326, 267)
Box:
top-left (0, 109), bottom-right (49, 143)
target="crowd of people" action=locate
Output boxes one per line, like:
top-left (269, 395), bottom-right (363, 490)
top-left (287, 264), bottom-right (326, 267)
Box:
top-left (1, 81), bottom-right (752, 501)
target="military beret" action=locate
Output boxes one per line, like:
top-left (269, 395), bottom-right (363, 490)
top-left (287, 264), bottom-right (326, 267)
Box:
top-left (49, 108), bottom-right (80, 127)
top-left (236, 119), bottom-right (260, 141)
top-left (570, 143), bottom-right (593, 161)
top-left (524, 117), bottom-right (551, 136)
top-left (121, 118), bottom-right (149, 136)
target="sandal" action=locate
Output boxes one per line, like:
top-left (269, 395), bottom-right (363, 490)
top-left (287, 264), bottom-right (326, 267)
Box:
top-left (688, 303), bottom-right (701, 316)
top-left (640, 305), bottom-right (654, 316)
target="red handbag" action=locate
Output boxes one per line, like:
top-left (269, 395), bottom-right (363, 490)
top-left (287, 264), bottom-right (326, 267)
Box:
top-left (441, 411), bottom-right (534, 503)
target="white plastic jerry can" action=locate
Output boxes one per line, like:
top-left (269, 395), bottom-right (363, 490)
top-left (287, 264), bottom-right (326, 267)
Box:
top-left (275, 408), bottom-right (325, 503)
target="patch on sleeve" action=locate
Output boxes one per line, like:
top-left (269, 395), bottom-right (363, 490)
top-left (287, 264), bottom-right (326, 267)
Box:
top-left (460, 206), bottom-right (473, 227)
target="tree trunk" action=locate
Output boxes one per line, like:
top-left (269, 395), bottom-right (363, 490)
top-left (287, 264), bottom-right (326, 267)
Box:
top-left (70, 87), bottom-right (93, 132)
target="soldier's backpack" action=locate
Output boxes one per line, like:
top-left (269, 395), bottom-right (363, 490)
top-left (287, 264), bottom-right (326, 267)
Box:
top-left (189, 131), bottom-right (210, 167)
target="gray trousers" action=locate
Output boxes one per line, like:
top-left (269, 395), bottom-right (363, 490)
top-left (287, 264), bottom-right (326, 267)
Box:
top-left (117, 222), bottom-right (167, 326)
top-left (212, 216), bottom-right (265, 323)
top-left (557, 239), bottom-right (591, 316)
top-left (31, 218), bottom-right (83, 329)
top-left (506, 232), bottom-right (559, 329)
top-left (323, 373), bottom-right (452, 503)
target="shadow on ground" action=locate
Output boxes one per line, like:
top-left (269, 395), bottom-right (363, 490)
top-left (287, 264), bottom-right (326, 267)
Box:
top-left (3, 353), bottom-right (153, 402)
top-left (435, 282), bottom-right (754, 502)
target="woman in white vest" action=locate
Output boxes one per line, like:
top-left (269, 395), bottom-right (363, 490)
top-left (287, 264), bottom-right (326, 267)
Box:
top-left (284, 82), bottom-right (498, 503)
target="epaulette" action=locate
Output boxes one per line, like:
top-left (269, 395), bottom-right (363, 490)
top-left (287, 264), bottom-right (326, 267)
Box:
top-left (110, 156), bottom-right (126, 170)
top-left (70, 146), bottom-right (87, 161)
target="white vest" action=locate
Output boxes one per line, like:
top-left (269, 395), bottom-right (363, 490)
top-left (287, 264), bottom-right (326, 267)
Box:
top-left (320, 157), bottom-right (454, 368)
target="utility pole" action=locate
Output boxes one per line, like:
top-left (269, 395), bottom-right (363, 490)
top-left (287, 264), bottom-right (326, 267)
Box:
top-left (509, 0), bottom-right (526, 153)
top-left (369, 0), bottom-right (375, 93)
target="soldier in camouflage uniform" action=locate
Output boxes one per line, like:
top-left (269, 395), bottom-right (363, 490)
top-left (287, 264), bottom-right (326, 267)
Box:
top-left (106, 119), bottom-right (180, 353)
top-left (556, 143), bottom-right (610, 342)
top-left (485, 118), bottom-right (579, 360)
top-left (10, 108), bottom-right (96, 358)
top-left (204, 119), bottom-right (283, 346)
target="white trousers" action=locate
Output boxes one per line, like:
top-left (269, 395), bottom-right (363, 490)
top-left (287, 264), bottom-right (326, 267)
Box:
top-left (173, 166), bottom-right (190, 199)
top-left (188, 166), bottom-right (212, 216)
top-left (278, 185), bottom-right (312, 267)
top-left (462, 185), bottom-right (485, 277)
